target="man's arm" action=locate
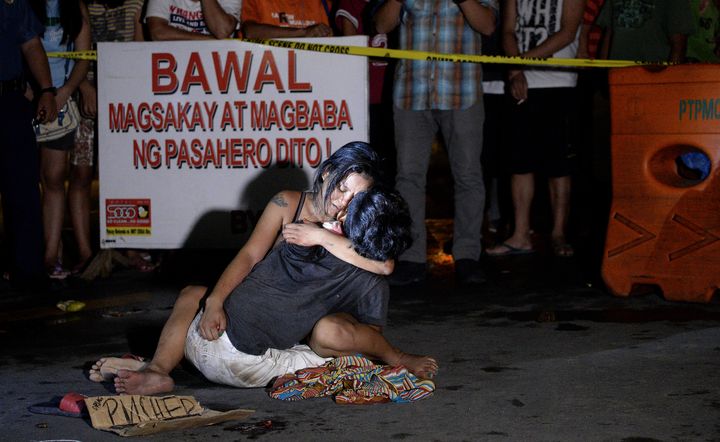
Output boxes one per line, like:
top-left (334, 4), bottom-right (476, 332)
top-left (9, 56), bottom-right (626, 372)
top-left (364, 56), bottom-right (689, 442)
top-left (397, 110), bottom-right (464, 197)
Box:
top-left (373, 0), bottom-right (403, 34)
top-left (577, 22), bottom-right (591, 59)
top-left (133, 5), bottom-right (145, 41)
top-left (501, 0), bottom-right (527, 101)
top-left (456, 0), bottom-right (496, 36)
top-left (241, 21), bottom-right (332, 38)
top-left (200, 0), bottom-right (238, 38)
top-left (20, 36), bottom-right (57, 122)
top-left (147, 17), bottom-right (214, 40)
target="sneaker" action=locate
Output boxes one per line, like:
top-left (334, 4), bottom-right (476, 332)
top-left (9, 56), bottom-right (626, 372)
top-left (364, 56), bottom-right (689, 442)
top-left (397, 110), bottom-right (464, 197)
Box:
top-left (455, 259), bottom-right (487, 285)
top-left (387, 261), bottom-right (426, 286)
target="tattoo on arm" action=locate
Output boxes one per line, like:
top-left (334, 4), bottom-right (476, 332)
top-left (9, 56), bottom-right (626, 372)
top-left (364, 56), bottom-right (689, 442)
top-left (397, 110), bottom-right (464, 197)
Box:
top-left (271, 194), bottom-right (288, 207)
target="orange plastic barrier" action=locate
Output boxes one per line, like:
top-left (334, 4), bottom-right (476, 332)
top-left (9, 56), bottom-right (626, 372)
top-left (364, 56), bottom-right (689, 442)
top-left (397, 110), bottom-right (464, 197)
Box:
top-left (602, 65), bottom-right (720, 303)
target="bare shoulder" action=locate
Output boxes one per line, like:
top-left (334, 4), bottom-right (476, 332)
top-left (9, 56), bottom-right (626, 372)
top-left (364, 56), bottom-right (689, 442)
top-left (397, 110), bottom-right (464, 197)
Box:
top-left (269, 190), bottom-right (301, 210)
top-left (263, 190), bottom-right (303, 223)
top-left (269, 191), bottom-right (297, 208)
top-left (243, 190), bottom-right (302, 254)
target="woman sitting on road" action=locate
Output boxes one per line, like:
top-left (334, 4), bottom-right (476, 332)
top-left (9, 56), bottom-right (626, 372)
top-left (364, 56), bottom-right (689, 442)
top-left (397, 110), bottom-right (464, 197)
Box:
top-left (89, 142), bottom-right (438, 394)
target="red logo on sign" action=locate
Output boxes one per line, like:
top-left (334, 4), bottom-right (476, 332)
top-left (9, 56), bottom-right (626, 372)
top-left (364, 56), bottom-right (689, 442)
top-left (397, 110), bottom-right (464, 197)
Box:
top-left (106, 199), bottom-right (151, 228)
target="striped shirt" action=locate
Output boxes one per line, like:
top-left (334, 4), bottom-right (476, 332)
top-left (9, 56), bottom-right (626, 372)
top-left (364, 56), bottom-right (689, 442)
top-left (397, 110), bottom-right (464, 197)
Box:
top-left (87, 0), bottom-right (144, 43)
top-left (392, 0), bottom-right (498, 111)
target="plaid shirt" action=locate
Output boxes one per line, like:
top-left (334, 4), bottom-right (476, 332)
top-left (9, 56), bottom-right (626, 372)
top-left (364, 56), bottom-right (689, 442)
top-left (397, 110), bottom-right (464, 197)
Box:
top-left (392, 0), bottom-right (498, 110)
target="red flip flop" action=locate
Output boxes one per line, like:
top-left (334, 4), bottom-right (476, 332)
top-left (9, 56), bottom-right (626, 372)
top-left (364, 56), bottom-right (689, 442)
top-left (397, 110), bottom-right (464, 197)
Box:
top-left (28, 392), bottom-right (87, 418)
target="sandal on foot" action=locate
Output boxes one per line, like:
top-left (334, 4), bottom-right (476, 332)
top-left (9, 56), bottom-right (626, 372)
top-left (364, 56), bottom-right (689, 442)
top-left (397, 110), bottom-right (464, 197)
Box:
top-left (552, 241), bottom-right (574, 257)
top-left (485, 242), bottom-right (535, 257)
top-left (130, 253), bottom-right (158, 272)
top-left (47, 262), bottom-right (70, 280)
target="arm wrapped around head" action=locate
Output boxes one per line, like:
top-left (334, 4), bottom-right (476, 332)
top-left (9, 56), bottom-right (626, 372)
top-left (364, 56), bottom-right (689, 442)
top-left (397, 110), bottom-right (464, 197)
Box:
top-left (344, 186), bottom-right (413, 262)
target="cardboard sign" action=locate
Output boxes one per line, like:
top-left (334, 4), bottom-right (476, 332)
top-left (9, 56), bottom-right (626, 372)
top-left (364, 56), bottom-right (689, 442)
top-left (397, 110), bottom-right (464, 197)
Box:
top-left (85, 395), bottom-right (254, 436)
top-left (86, 395), bottom-right (202, 428)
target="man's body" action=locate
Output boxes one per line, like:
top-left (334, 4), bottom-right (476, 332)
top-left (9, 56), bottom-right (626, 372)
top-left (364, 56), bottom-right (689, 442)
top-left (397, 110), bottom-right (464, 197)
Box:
top-left (486, 0), bottom-right (583, 258)
top-left (95, 189), bottom-right (436, 394)
top-left (241, 0), bottom-right (333, 38)
top-left (336, 0), bottom-right (396, 181)
top-left (87, 0), bottom-right (145, 42)
top-left (596, 0), bottom-right (695, 63)
top-left (487, 0), bottom-right (584, 257)
top-left (1, 0), bottom-right (57, 286)
top-left (374, 0), bottom-right (497, 286)
top-left (686, 0), bottom-right (720, 63)
top-left (90, 143), bottom-right (437, 394)
top-left (145, 0), bottom-right (241, 40)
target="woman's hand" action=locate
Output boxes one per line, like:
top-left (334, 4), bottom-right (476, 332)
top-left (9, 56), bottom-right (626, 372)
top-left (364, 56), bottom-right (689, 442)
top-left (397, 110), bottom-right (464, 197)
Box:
top-left (198, 298), bottom-right (227, 341)
top-left (55, 85), bottom-right (71, 111)
top-left (283, 221), bottom-right (336, 247)
top-left (79, 82), bottom-right (97, 118)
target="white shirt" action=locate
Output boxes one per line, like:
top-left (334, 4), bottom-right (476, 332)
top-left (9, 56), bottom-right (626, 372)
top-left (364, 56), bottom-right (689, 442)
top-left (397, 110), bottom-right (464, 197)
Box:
top-left (145, 0), bottom-right (242, 35)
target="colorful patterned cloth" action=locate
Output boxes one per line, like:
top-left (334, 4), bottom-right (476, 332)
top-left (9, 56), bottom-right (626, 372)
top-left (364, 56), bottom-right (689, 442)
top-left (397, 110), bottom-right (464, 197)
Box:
top-left (269, 355), bottom-right (435, 404)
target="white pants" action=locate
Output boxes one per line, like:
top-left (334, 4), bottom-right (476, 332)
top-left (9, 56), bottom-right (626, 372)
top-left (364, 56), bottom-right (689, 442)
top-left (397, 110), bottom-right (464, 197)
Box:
top-left (184, 313), bottom-right (330, 388)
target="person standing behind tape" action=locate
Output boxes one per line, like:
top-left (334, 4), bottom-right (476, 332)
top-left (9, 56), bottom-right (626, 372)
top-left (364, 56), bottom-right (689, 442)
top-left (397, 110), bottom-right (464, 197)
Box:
top-left (69, 0), bottom-right (147, 277)
top-left (1, 0), bottom-right (57, 288)
top-left (596, 0), bottom-right (694, 64)
top-left (30, 0), bottom-right (91, 279)
top-left (336, 0), bottom-right (396, 181)
top-left (485, 0), bottom-right (584, 259)
top-left (374, 0), bottom-right (497, 286)
top-left (145, 0), bottom-right (241, 40)
top-left (241, 0), bottom-right (334, 38)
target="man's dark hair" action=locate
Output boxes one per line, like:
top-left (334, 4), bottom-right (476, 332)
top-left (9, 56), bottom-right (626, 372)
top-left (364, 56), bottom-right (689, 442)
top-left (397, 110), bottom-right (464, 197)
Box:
top-left (343, 186), bottom-right (413, 261)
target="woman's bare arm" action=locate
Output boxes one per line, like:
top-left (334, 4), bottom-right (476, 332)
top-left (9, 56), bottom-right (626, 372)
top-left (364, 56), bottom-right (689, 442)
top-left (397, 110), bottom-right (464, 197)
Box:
top-left (199, 191), bottom-right (300, 339)
top-left (56, 3), bottom-right (91, 109)
top-left (282, 222), bottom-right (395, 275)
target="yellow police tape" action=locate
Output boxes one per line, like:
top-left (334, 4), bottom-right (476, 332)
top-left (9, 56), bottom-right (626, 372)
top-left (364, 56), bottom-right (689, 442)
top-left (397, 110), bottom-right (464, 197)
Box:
top-left (47, 39), bottom-right (661, 68)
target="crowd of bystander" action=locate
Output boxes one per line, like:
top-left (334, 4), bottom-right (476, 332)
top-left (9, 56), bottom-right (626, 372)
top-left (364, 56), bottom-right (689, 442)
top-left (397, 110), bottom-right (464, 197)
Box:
top-left (1, 0), bottom-right (715, 289)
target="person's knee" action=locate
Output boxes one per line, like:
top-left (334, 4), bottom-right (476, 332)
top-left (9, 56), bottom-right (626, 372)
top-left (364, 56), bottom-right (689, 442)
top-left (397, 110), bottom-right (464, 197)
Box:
top-left (41, 173), bottom-right (65, 192)
top-left (178, 285), bottom-right (206, 305)
top-left (69, 168), bottom-right (93, 188)
top-left (311, 315), bottom-right (357, 350)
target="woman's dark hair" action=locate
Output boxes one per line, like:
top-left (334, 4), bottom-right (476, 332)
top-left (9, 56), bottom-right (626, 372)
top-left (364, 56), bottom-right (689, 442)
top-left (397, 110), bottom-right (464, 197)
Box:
top-left (311, 141), bottom-right (382, 216)
top-left (30, 0), bottom-right (83, 45)
top-left (343, 186), bottom-right (413, 261)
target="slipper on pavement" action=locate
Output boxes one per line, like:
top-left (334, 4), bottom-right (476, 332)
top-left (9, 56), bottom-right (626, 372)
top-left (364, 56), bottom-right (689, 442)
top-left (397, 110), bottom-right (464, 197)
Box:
top-left (28, 392), bottom-right (87, 418)
top-left (486, 242), bottom-right (535, 257)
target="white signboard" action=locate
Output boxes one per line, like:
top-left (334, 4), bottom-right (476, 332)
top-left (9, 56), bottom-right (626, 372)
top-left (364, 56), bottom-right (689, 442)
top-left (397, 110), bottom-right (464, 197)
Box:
top-left (97, 37), bottom-right (368, 249)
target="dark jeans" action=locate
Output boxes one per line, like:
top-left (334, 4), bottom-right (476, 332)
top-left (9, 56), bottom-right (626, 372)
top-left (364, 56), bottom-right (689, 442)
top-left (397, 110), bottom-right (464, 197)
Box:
top-left (0, 91), bottom-right (44, 280)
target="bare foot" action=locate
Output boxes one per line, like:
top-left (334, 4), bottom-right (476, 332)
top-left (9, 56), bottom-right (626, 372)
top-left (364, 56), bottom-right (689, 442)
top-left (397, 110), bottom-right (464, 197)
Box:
top-left (114, 368), bottom-right (175, 395)
top-left (396, 353), bottom-right (439, 380)
top-left (89, 357), bottom-right (147, 382)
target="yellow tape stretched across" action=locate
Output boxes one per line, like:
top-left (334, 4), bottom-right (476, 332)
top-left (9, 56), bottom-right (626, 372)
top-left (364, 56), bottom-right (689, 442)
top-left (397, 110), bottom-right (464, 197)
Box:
top-left (47, 49), bottom-right (98, 60)
top-left (47, 39), bottom-right (661, 68)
